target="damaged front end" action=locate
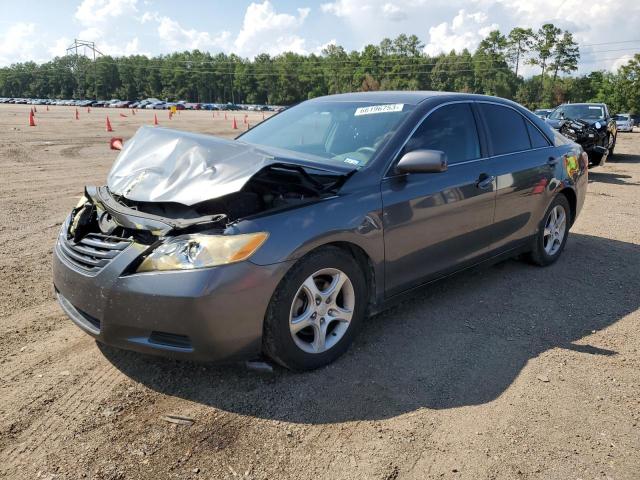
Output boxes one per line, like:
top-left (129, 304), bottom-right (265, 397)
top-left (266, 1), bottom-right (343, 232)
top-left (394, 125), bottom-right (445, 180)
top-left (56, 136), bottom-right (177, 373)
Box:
top-left (558, 119), bottom-right (608, 161)
top-left (59, 126), bottom-right (352, 275)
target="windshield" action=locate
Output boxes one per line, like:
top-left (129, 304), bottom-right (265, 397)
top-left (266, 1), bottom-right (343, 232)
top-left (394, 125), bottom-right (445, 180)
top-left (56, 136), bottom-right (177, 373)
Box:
top-left (238, 101), bottom-right (415, 167)
top-left (614, 114), bottom-right (629, 121)
top-left (550, 104), bottom-right (604, 121)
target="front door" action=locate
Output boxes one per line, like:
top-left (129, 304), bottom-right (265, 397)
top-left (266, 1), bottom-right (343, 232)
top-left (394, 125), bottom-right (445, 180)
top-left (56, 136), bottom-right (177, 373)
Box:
top-left (381, 102), bottom-right (496, 297)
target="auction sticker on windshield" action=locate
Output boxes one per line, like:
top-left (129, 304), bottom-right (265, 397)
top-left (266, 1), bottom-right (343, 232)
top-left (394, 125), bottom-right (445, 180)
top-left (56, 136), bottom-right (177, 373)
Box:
top-left (354, 103), bottom-right (404, 116)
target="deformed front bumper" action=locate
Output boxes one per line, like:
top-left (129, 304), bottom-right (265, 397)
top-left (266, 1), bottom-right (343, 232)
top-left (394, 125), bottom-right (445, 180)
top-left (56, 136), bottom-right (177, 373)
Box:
top-left (53, 239), bottom-right (293, 362)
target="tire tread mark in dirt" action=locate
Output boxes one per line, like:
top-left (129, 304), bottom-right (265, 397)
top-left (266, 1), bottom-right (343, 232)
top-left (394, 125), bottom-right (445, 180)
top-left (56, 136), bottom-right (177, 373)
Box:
top-left (4, 361), bottom-right (121, 457)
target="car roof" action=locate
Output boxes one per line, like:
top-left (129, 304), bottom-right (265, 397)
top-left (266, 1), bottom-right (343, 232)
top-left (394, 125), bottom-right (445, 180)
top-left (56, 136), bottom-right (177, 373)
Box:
top-left (306, 91), bottom-right (520, 106)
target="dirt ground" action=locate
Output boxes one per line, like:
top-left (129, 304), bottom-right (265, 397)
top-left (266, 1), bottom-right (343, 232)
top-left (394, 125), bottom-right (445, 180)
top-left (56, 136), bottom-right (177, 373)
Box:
top-left (0, 104), bottom-right (638, 480)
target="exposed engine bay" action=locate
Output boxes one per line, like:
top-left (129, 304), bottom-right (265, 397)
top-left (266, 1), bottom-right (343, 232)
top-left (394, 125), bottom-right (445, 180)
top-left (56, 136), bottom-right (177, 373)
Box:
top-left (69, 163), bottom-right (348, 245)
top-left (556, 119), bottom-right (609, 163)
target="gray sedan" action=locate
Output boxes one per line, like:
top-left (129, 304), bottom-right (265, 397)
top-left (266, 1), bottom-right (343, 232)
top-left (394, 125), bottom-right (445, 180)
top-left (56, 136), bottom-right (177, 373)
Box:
top-left (53, 92), bottom-right (588, 370)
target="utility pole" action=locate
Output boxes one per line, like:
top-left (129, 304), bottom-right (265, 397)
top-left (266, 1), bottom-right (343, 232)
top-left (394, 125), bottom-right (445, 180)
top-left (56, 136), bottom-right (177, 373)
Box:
top-left (66, 39), bottom-right (103, 100)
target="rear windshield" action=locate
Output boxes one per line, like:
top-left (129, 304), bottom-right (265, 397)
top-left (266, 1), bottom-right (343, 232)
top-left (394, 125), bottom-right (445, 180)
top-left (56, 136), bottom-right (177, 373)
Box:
top-left (238, 101), bottom-right (415, 168)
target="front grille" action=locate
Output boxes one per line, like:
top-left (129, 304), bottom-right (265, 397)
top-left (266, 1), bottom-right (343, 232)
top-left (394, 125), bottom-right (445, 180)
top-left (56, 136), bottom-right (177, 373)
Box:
top-left (58, 232), bottom-right (131, 274)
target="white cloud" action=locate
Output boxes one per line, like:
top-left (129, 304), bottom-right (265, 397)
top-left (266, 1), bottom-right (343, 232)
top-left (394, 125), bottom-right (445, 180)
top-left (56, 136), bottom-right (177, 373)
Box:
top-left (321, 0), bottom-right (374, 16)
top-left (48, 37), bottom-right (72, 58)
top-left (0, 23), bottom-right (37, 65)
top-left (72, 0), bottom-right (143, 58)
top-left (75, 0), bottom-right (138, 26)
top-left (140, 10), bottom-right (159, 24)
top-left (314, 39), bottom-right (338, 55)
top-left (234, 1), bottom-right (310, 57)
top-left (137, 1), bottom-right (310, 57)
top-left (611, 54), bottom-right (634, 71)
top-left (424, 9), bottom-right (497, 56)
top-left (156, 16), bottom-right (231, 51)
top-left (382, 3), bottom-right (408, 21)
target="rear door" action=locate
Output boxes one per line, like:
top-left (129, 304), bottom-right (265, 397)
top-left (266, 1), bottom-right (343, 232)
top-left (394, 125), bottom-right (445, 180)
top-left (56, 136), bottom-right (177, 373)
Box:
top-left (477, 102), bottom-right (555, 252)
top-left (381, 102), bottom-right (497, 297)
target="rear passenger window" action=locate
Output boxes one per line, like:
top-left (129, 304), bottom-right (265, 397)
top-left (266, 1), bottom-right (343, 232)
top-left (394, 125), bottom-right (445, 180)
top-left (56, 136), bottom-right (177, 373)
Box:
top-left (526, 121), bottom-right (550, 148)
top-left (480, 104), bottom-right (531, 155)
top-left (404, 103), bottom-right (480, 164)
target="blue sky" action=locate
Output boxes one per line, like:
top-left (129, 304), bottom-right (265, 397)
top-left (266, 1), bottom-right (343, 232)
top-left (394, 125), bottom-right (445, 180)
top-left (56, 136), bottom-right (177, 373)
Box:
top-left (1, 0), bottom-right (639, 74)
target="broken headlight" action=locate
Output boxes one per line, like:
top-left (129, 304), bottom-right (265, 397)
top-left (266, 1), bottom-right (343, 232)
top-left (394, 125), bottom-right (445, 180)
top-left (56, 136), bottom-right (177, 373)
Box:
top-left (136, 232), bottom-right (269, 272)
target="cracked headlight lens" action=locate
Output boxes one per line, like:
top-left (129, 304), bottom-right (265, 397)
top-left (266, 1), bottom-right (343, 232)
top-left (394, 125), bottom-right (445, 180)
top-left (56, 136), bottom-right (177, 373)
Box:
top-left (136, 232), bottom-right (269, 272)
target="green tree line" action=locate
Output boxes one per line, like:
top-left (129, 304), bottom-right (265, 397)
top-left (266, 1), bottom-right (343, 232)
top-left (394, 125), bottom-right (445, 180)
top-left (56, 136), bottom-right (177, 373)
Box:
top-left (0, 24), bottom-right (638, 113)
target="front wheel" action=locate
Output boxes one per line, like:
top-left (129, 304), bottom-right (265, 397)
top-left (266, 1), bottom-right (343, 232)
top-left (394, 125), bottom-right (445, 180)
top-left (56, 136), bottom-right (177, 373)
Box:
top-left (263, 246), bottom-right (367, 370)
top-left (527, 194), bottom-right (570, 266)
top-left (608, 134), bottom-right (616, 157)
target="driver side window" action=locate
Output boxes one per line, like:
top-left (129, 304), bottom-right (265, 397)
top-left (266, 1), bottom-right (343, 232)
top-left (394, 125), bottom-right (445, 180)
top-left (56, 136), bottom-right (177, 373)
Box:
top-left (404, 103), bottom-right (481, 164)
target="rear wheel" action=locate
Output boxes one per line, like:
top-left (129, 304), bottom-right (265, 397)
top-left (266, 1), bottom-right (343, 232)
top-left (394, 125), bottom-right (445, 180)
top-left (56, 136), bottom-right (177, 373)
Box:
top-left (527, 194), bottom-right (570, 266)
top-left (263, 246), bottom-right (367, 371)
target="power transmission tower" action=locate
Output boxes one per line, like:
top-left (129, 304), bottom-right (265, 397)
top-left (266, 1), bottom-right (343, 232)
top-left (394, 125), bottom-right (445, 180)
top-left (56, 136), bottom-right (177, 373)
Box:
top-left (66, 39), bottom-right (104, 100)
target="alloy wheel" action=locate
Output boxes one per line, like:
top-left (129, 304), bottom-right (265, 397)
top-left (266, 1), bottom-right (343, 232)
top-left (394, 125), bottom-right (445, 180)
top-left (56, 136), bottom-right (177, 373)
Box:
top-left (543, 205), bottom-right (567, 256)
top-left (289, 268), bottom-right (355, 354)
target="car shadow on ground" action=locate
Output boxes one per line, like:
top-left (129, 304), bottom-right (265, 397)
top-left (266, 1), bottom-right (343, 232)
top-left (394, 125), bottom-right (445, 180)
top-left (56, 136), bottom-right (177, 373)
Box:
top-left (609, 152), bottom-right (640, 164)
top-left (588, 170), bottom-right (639, 186)
top-left (100, 233), bottom-right (640, 424)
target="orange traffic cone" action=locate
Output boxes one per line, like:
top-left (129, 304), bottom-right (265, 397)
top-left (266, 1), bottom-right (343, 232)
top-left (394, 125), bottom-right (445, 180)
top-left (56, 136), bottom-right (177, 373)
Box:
top-left (28, 110), bottom-right (36, 127)
top-left (232, 117), bottom-right (238, 129)
top-left (106, 116), bottom-right (113, 132)
top-left (110, 137), bottom-right (124, 150)
top-left (154, 113), bottom-right (159, 126)
top-left (75, 108), bottom-right (79, 120)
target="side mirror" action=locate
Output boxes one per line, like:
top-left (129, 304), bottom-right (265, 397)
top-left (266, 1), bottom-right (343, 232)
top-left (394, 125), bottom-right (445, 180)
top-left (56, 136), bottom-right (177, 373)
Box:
top-left (396, 149), bottom-right (448, 174)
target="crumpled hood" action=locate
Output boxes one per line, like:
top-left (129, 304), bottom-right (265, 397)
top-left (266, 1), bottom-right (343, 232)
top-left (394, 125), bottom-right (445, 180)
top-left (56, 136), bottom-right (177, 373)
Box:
top-left (107, 126), bottom-right (278, 206)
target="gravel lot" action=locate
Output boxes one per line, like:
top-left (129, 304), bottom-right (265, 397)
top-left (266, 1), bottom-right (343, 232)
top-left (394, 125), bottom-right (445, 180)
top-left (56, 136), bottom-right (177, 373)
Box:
top-left (1, 104), bottom-right (639, 480)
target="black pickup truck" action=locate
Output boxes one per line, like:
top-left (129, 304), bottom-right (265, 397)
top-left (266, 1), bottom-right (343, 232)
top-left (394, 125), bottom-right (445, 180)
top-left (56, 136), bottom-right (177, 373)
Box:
top-left (546, 103), bottom-right (617, 167)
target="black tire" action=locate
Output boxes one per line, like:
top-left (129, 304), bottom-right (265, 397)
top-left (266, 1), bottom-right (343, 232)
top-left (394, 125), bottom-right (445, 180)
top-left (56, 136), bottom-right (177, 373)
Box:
top-left (263, 246), bottom-right (367, 371)
top-left (527, 194), bottom-right (571, 267)
top-left (608, 134), bottom-right (616, 157)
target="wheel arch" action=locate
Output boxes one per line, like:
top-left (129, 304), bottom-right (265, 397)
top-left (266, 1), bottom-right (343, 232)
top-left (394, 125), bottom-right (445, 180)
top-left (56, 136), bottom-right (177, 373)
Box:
top-left (558, 187), bottom-right (577, 227)
top-left (281, 240), bottom-right (379, 316)
top-left (323, 241), bottom-right (377, 314)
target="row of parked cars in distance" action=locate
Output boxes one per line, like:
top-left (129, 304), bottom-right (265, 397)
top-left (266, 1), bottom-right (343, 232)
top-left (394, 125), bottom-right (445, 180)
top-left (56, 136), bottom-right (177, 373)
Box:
top-left (0, 97), bottom-right (284, 112)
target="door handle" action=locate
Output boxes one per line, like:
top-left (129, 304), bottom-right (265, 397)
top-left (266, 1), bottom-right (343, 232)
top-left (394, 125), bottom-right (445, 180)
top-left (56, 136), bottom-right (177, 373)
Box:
top-left (476, 174), bottom-right (495, 190)
top-left (547, 156), bottom-right (559, 166)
